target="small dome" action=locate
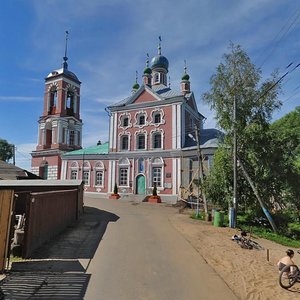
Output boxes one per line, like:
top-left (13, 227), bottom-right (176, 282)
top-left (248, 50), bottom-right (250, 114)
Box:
top-left (143, 67), bottom-right (152, 75)
top-left (151, 55), bottom-right (169, 70)
top-left (181, 73), bottom-right (190, 81)
top-left (132, 82), bottom-right (140, 90)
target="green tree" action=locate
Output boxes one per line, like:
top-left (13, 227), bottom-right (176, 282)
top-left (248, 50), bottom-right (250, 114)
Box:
top-left (0, 138), bottom-right (14, 162)
top-left (269, 107), bottom-right (300, 209)
top-left (203, 43), bottom-right (282, 212)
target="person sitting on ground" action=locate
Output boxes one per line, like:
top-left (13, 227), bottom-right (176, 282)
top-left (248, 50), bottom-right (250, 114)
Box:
top-left (277, 249), bottom-right (295, 273)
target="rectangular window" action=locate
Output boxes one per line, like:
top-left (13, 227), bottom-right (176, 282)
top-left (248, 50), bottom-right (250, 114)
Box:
top-left (83, 171), bottom-right (89, 185)
top-left (152, 167), bottom-right (162, 187)
top-left (95, 170), bottom-right (104, 186)
top-left (121, 136), bottom-right (129, 150)
top-left (153, 133), bottom-right (161, 148)
top-left (71, 170), bottom-right (77, 180)
top-left (139, 115), bottom-right (145, 125)
top-left (123, 117), bottom-right (129, 127)
top-left (137, 135), bottom-right (145, 149)
top-left (154, 113), bottom-right (161, 124)
top-left (69, 130), bottom-right (75, 146)
top-left (119, 167), bottom-right (128, 186)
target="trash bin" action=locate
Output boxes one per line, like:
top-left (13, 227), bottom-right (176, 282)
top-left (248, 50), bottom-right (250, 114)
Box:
top-left (213, 211), bottom-right (224, 227)
top-left (211, 208), bottom-right (217, 224)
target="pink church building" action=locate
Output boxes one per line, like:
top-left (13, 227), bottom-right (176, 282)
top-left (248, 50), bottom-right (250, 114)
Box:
top-left (59, 43), bottom-right (221, 202)
top-left (31, 39), bottom-right (221, 202)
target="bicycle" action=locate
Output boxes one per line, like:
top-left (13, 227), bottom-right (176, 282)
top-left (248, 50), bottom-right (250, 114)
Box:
top-left (232, 229), bottom-right (264, 250)
top-left (279, 250), bottom-right (300, 289)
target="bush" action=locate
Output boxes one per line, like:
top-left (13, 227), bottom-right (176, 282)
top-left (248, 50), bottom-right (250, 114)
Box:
top-left (113, 183), bottom-right (118, 194)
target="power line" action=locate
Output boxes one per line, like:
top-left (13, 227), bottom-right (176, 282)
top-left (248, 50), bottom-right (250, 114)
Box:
top-left (257, 5), bottom-right (300, 68)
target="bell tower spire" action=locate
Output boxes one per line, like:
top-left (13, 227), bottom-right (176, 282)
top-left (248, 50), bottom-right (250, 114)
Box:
top-left (31, 31), bottom-right (83, 180)
top-left (63, 30), bottom-right (69, 69)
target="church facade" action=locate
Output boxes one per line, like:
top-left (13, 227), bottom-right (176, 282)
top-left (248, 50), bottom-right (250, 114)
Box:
top-left (31, 41), bottom-right (221, 202)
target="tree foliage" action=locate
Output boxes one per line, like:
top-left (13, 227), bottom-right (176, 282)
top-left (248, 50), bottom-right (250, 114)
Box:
top-left (203, 43), bottom-right (283, 212)
top-left (0, 138), bottom-right (13, 162)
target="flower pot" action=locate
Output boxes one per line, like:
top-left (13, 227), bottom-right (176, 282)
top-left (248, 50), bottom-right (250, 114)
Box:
top-left (148, 195), bottom-right (161, 203)
top-left (109, 193), bottom-right (120, 200)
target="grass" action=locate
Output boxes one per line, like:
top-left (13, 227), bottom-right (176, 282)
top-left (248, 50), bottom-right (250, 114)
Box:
top-left (238, 225), bottom-right (300, 248)
top-left (190, 210), bottom-right (300, 248)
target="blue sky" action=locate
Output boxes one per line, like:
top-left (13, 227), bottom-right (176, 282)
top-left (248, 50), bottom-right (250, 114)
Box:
top-left (0, 0), bottom-right (300, 170)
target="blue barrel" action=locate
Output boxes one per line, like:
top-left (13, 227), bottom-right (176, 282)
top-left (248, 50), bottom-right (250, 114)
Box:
top-left (229, 207), bottom-right (235, 228)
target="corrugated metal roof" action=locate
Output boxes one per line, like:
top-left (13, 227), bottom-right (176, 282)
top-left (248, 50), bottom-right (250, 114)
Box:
top-left (151, 84), bottom-right (182, 98)
top-left (64, 142), bottom-right (109, 156)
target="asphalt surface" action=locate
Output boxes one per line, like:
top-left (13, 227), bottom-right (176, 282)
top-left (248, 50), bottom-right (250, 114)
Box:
top-left (0, 194), bottom-right (238, 300)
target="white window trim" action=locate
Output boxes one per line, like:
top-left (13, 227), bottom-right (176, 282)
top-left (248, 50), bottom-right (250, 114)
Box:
top-left (83, 161), bottom-right (91, 186)
top-left (150, 108), bottom-right (166, 127)
top-left (149, 157), bottom-right (164, 190)
top-left (119, 131), bottom-right (131, 151)
top-left (150, 128), bottom-right (164, 150)
top-left (118, 112), bottom-right (132, 129)
top-left (94, 161), bottom-right (105, 187)
top-left (134, 110), bottom-right (148, 128)
top-left (69, 161), bottom-right (79, 180)
top-left (134, 129), bottom-right (148, 150)
top-left (118, 158), bottom-right (130, 187)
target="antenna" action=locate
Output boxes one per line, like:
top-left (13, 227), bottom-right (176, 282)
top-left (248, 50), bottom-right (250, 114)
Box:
top-left (135, 70), bottom-right (138, 83)
top-left (184, 59), bottom-right (187, 73)
top-left (146, 53), bottom-right (149, 67)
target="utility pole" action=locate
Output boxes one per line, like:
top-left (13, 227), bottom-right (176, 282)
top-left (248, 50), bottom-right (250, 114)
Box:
top-left (194, 124), bottom-right (208, 218)
top-left (12, 145), bottom-right (15, 165)
top-left (232, 94), bottom-right (237, 228)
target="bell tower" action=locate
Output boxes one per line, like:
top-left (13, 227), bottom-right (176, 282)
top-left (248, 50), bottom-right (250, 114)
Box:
top-left (31, 31), bottom-right (83, 179)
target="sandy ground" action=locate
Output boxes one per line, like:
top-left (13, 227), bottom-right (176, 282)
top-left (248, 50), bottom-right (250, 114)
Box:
top-left (169, 208), bottom-right (300, 300)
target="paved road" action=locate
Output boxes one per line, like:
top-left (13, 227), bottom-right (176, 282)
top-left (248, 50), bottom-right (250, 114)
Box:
top-left (0, 195), bottom-right (238, 299)
top-left (83, 195), bottom-right (237, 300)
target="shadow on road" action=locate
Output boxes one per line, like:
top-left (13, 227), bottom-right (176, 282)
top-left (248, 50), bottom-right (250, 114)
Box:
top-left (0, 206), bottom-right (119, 299)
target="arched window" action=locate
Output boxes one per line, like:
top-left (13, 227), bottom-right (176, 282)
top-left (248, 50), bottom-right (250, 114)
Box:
top-left (44, 121), bottom-right (53, 148)
top-left (70, 161), bottom-right (79, 180)
top-left (151, 157), bottom-right (164, 188)
top-left (66, 90), bottom-right (75, 115)
top-left (120, 135), bottom-right (129, 151)
top-left (94, 161), bottom-right (104, 186)
top-left (118, 158), bottom-right (130, 187)
top-left (83, 161), bottom-right (91, 186)
top-left (49, 87), bottom-right (57, 114)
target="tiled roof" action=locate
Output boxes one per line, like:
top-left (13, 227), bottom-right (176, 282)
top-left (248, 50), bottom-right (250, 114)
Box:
top-left (63, 142), bottom-right (109, 156)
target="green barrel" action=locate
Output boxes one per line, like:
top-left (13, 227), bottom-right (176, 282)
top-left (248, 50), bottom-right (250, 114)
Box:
top-left (213, 211), bottom-right (224, 227)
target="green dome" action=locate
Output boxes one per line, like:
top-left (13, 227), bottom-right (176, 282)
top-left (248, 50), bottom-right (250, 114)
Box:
top-left (132, 82), bottom-right (140, 90)
top-left (144, 67), bottom-right (152, 75)
top-left (181, 73), bottom-right (190, 81)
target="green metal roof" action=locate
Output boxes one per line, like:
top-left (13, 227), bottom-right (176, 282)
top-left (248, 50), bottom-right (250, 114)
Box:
top-left (64, 142), bottom-right (109, 156)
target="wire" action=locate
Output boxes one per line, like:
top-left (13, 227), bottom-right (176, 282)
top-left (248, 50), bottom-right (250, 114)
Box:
top-left (257, 5), bottom-right (300, 68)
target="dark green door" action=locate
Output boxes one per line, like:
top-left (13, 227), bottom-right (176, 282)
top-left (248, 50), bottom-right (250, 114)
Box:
top-left (136, 175), bottom-right (145, 194)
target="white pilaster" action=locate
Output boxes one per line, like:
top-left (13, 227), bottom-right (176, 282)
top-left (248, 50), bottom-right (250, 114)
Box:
top-left (172, 105), bottom-right (177, 149)
top-left (172, 158), bottom-right (177, 194)
top-left (176, 104), bottom-right (181, 149)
